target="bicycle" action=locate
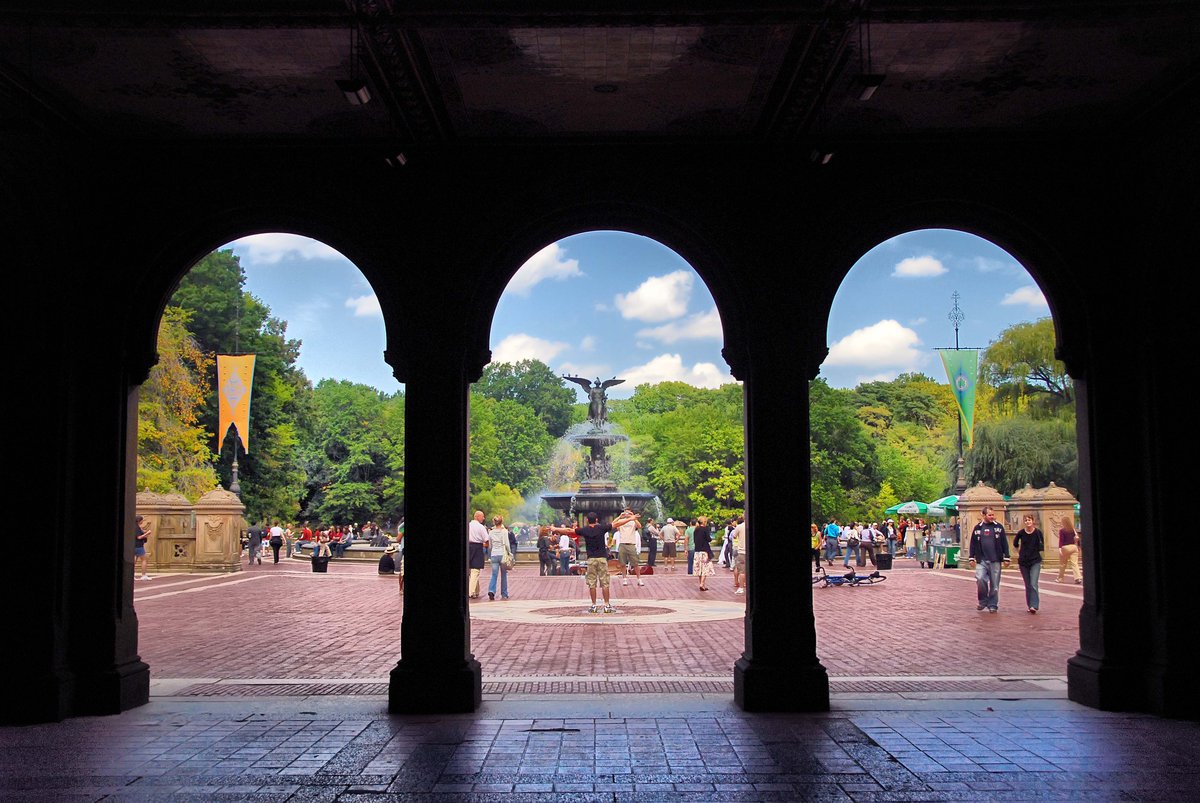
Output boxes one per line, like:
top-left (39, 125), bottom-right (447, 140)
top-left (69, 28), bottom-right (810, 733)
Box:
top-left (811, 566), bottom-right (887, 587)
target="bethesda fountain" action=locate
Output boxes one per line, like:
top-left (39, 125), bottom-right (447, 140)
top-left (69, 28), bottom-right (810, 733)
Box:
top-left (541, 375), bottom-right (658, 523)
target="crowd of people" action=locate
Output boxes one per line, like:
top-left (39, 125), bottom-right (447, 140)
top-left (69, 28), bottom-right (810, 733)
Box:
top-left (470, 508), bottom-right (751, 606)
top-left (817, 517), bottom-right (937, 570)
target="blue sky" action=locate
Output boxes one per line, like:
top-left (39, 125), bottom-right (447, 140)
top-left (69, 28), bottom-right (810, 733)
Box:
top-left (224, 229), bottom-right (1050, 397)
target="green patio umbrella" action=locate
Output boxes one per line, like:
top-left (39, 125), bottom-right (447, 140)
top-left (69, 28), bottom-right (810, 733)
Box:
top-left (885, 500), bottom-right (928, 515)
top-left (928, 495), bottom-right (959, 515)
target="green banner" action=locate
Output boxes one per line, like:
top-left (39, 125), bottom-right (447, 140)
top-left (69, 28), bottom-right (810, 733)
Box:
top-left (939, 349), bottom-right (979, 448)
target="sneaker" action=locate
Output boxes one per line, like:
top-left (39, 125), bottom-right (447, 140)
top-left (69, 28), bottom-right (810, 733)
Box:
top-left (603, 605), bottom-right (616, 614)
top-left (488, 592), bottom-right (495, 600)
top-left (976, 605), bottom-right (985, 611)
top-left (989, 608), bottom-right (998, 613)
top-left (637, 581), bottom-right (645, 587)
top-left (588, 605), bottom-right (600, 613)
top-left (1029, 607), bottom-right (1037, 614)
top-left (141, 575), bottom-right (152, 580)
top-left (735, 588), bottom-right (744, 594)
top-left (1074, 579), bottom-right (1082, 585)
top-left (622, 578), bottom-right (628, 586)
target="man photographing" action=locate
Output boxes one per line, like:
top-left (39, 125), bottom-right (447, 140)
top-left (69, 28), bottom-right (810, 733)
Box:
top-left (550, 514), bottom-right (617, 613)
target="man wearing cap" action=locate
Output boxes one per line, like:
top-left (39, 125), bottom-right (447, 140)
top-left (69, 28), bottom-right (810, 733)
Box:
top-left (661, 518), bottom-right (678, 571)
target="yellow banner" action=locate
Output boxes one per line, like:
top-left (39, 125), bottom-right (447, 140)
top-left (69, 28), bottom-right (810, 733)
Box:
top-left (217, 354), bottom-right (256, 453)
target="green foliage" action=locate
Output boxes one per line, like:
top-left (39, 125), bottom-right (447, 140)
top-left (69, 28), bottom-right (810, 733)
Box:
top-left (470, 482), bottom-right (524, 523)
top-left (981, 317), bottom-right (1072, 416)
top-left (302, 379), bottom-right (405, 524)
top-left (136, 306), bottom-right (220, 501)
top-left (609, 382), bottom-right (745, 522)
top-left (169, 249), bottom-right (311, 522)
top-left (965, 417), bottom-right (1078, 495)
top-left (475, 360), bottom-right (576, 437)
top-left (468, 393), bottom-right (554, 500)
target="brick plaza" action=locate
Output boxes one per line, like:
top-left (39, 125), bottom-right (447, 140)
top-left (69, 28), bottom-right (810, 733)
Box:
top-left (134, 556), bottom-right (1082, 698)
top-left (3, 559), bottom-right (1194, 801)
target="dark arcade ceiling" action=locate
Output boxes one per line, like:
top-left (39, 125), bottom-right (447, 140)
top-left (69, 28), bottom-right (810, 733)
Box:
top-left (0, 2), bottom-right (1196, 149)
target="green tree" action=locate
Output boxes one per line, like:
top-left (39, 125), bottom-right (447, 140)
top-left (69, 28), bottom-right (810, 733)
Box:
top-left (475, 360), bottom-right (576, 438)
top-left (168, 249), bottom-right (311, 521)
top-left (981, 317), bottom-right (1072, 415)
top-left (302, 380), bottom-right (405, 524)
top-left (136, 306), bottom-right (220, 500)
top-left (965, 416), bottom-right (1078, 494)
top-left (468, 393), bottom-right (554, 500)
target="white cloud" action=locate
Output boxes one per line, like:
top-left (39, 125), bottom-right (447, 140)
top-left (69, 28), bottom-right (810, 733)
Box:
top-left (893, 255), bottom-right (947, 278)
top-left (491, 333), bottom-right (569, 365)
top-left (579, 335), bottom-right (597, 352)
top-left (1001, 285), bottom-right (1049, 308)
top-left (230, 233), bottom-right (344, 265)
top-left (615, 270), bottom-right (693, 321)
top-left (973, 255), bottom-right (1022, 274)
top-left (825, 319), bottom-right (925, 370)
top-left (506, 243), bottom-right (583, 296)
top-left (345, 294), bottom-right (381, 317)
top-left (909, 316), bottom-right (928, 326)
top-left (620, 353), bottom-right (734, 389)
top-left (636, 307), bottom-right (722, 344)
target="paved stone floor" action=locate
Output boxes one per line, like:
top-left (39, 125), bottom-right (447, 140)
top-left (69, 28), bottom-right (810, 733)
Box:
top-left (7, 561), bottom-right (1195, 800)
top-left (2, 697), bottom-right (1198, 800)
top-left (134, 556), bottom-right (1083, 698)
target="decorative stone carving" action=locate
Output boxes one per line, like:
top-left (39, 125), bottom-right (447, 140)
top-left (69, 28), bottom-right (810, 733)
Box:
top-left (134, 487), bottom-right (246, 574)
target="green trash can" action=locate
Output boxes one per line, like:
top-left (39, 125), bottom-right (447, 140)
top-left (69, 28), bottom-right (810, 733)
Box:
top-left (945, 546), bottom-right (960, 568)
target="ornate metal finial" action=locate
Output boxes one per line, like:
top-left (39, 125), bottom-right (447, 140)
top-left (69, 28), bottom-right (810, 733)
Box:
top-left (949, 291), bottom-right (964, 350)
top-left (949, 291), bottom-right (964, 330)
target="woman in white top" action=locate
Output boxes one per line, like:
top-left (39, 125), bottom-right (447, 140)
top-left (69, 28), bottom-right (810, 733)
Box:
top-left (487, 515), bottom-right (513, 601)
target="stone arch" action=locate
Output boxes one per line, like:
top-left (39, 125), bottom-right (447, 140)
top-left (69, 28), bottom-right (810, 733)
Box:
top-left (810, 198), bottom-right (1085, 378)
top-left (465, 201), bottom-right (751, 380)
top-left (124, 212), bottom-right (400, 385)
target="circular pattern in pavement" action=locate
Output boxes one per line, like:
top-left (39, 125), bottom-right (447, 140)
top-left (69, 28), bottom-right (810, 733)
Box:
top-left (469, 598), bottom-right (745, 625)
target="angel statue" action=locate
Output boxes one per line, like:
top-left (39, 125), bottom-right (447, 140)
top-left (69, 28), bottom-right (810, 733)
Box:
top-left (562, 375), bottom-right (625, 426)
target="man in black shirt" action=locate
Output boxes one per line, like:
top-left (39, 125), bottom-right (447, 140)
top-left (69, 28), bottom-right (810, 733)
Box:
top-left (968, 506), bottom-right (1011, 613)
top-left (550, 514), bottom-right (615, 613)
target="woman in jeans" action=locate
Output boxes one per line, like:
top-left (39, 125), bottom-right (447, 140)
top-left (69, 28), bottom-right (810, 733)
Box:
top-left (1012, 515), bottom-right (1045, 613)
top-left (487, 515), bottom-right (513, 601)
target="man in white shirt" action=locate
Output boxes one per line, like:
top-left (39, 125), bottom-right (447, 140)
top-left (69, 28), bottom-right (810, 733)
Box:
top-left (612, 508), bottom-right (644, 586)
top-left (467, 510), bottom-right (488, 599)
top-left (661, 518), bottom-right (679, 571)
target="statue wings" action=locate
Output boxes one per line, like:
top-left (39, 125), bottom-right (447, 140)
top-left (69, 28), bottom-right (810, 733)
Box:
top-left (561, 375), bottom-right (594, 392)
top-left (599, 377), bottom-right (625, 390)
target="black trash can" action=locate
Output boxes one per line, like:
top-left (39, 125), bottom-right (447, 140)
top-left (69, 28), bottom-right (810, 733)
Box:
top-left (875, 552), bottom-right (893, 570)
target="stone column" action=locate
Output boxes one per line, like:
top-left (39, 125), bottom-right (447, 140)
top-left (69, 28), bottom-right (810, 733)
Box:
top-left (386, 344), bottom-right (482, 714)
top-left (733, 335), bottom-right (829, 712)
top-left (192, 489), bottom-right (247, 573)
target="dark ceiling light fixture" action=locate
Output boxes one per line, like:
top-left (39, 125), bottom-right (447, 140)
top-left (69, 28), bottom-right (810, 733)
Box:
top-left (856, 8), bottom-right (885, 101)
top-left (337, 4), bottom-right (371, 106)
top-left (384, 152), bottom-right (407, 168)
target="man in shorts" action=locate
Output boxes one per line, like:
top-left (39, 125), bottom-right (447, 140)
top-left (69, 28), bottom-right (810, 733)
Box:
top-left (661, 518), bottom-right (678, 570)
top-left (550, 514), bottom-right (615, 613)
top-left (611, 507), bottom-right (644, 586)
